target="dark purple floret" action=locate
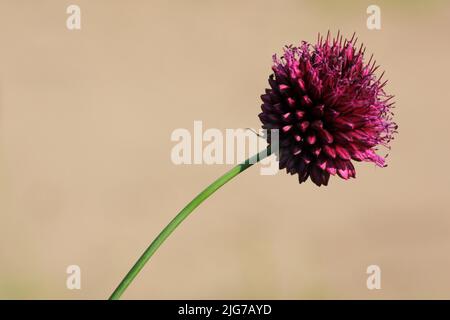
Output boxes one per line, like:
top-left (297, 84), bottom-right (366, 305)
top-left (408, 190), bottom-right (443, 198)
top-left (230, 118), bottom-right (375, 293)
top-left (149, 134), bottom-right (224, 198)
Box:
top-left (259, 32), bottom-right (397, 186)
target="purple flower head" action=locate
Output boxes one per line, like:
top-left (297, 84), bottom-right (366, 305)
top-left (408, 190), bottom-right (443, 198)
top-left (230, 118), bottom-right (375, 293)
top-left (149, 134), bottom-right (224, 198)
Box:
top-left (259, 32), bottom-right (397, 186)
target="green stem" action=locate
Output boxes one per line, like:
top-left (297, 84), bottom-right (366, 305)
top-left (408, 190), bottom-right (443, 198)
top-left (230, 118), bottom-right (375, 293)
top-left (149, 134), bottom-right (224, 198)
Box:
top-left (109, 147), bottom-right (271, 300)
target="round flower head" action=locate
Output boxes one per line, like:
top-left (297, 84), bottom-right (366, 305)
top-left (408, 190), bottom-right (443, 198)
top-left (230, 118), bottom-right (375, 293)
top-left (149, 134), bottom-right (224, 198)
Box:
top-left (259, 32), bottom-right (397, 186)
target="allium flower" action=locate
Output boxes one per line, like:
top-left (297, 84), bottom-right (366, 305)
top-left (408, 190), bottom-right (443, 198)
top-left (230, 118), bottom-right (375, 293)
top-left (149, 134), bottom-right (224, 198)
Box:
top-left (111, 32), bottom-right (398, 300)
top-left (259, 32), bottom-right (397, 186)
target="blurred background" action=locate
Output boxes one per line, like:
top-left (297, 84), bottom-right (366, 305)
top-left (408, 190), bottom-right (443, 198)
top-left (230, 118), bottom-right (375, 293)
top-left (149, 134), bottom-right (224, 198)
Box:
top-left (0, 0), bottom-right (449, 299)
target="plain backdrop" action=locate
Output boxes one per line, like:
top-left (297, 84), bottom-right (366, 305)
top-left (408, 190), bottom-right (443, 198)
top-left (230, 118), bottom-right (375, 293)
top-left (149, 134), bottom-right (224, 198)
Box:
top-left (0, 0), bottom-right (449, 299)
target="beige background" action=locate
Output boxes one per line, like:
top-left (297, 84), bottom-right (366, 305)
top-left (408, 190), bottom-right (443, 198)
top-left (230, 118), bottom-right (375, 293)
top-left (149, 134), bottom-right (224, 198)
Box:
top-left (0, 0), bottom-right (449, 299)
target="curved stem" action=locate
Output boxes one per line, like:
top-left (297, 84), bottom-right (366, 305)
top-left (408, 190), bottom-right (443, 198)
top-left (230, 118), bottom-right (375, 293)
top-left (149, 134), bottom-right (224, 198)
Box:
top-left (109, 147), bottom-right (271, 300)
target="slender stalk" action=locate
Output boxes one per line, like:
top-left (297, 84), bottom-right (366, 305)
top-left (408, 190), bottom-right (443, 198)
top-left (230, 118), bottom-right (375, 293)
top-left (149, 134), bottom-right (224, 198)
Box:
top-left (109, 147), bottom-right (271, 300)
